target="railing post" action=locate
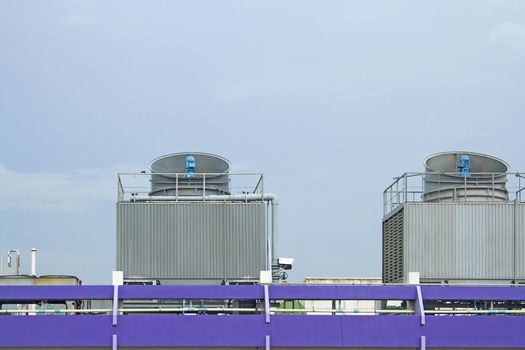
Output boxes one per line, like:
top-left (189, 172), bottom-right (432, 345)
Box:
top-left (245, 174), bottom-right (248, 202)
top-left (464, 173), bottom-right (467, 200)
top-left (492, 173), bottom-right (495, 201)
top-left (203, 173), bottom-right (206, 200)
top-left (261, 174), bottom-right (264, 197)
top-left (404, 174), bottom-right (408, 204)
top-left (117, 175), bottom-right (123, 202)
top-left (264, 284), bottom-right (270, 324)
top-left (175, 173), bottom-right (179, 201)
top-left (416, 285), bottom-right (426, 326)
top-left (395, 180), bottom-right (399, 207)
top-left (420, 336), bottom-right (426, 350)
top-left (383, 190), bottom-right (387, 216)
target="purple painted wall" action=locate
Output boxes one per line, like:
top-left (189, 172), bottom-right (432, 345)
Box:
top-left (1, 285), bottom-right (525, 348)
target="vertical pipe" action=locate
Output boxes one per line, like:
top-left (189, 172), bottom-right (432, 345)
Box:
top-left (271, 201), bottom-right (278, 265)
top-left (16, 252), bottom-right (20, 275)
top-left (266, 201), bottom-right (270, 270)
top-left (30, 248), bottom-right (37, 276)
top-left (514, 199), bottom-right (517, 284)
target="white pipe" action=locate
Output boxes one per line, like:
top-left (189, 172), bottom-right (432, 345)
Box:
top-left (133, 193), bottom-right (279, 272)
top-left (31, 248), bottom-right (37, 276)
top-left (271, 201), bottom-right (278, 265)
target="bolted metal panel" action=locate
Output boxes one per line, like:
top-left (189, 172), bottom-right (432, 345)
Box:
top-left (383, 202), bottom-right (525, 283)
top-left (117, 202), bottom-right (266, 283)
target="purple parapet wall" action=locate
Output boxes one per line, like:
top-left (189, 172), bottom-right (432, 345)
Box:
top-left (1, 285), bottom-right (525, 348)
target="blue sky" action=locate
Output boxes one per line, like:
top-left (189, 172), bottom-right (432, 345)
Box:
top-left (1, 0), bottom-right (524, 283)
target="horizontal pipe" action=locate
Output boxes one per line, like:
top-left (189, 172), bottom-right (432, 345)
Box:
top-left (0, 308), bottom-right (412, 315)
top-left (5, 307), bottom-right (525, 315)
top-left (131, 193), bottom-right (278, 204)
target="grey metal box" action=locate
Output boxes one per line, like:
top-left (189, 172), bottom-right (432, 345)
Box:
top-left (117, 202), bottom-right (267, 284)
top-left (383, 203), bottom-right (525, 284)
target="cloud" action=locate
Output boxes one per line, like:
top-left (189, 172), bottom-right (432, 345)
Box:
top-left (0, 164), bottom-right (135, 211)
top-left (489, 23), bottom-right (525, 54)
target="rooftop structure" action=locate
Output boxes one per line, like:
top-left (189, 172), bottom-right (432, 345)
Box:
top-left (117, 152), bottom-right (282, 285)
top-left (383, 151), bottom-right (525, 284)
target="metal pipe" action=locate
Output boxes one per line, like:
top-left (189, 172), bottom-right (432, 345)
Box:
top-left (7, 249), bottom-right (20, 275)
top-left (31, 248), bottom-right (37, 276)
top-left (271, 200), bottom-right (278, 265)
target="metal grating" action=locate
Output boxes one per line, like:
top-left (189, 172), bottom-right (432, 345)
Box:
top-left (382, 208), bottom-right (404, 283)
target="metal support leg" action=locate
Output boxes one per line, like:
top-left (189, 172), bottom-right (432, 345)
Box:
top-left (264, 285), bottom-right (270, 324)
top-left (112, 285), bottom-right (119, 326)
top-left (416, 285), bottom-right (425, 326)
top-left (112, 334), bottom-right (118, 350)
top-left (265, 335), bottom-right (270, 350)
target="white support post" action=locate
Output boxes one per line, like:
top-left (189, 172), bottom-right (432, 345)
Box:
top-left (112, 271), bottom-right (123, 326)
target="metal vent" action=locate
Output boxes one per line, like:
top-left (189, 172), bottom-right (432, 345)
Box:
top-left (382, 208), bottom-right (404, 283)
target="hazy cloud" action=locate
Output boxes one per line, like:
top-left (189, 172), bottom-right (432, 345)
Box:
top-left (489, 22), bottom-right (525, 54)
top-left (0, 164), bottom-right (132, 211)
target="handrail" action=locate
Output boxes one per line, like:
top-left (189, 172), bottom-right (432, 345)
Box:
top-left (117, 172), bottom-right (265, 202)
top-left (383, 171), bottom-right (525, 216)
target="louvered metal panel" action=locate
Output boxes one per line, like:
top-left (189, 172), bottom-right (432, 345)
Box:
top-left (117, 202), bottom-right (266, 284)
top-left (382, 208), bottom-right (404, 283)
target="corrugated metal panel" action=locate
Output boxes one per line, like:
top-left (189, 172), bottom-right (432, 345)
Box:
top-left (117, 202), bottom-right (266, 283)
top-left (403, 203), bottom-right (523, 282)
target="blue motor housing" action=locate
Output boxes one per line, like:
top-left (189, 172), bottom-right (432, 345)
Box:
top-left (457, 154), bottom-right (471, 177)
top-left (185, 155), bottom-right (196, 178)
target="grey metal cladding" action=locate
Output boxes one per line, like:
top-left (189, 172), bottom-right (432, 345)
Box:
top-left (117, 202), bottom-right (266, 281)
top-left (400, 203), bottom-right (525, 282)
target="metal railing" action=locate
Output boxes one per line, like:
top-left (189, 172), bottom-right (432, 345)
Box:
top-left (117, 172), bottom-right (264, 202)
top-left (3, 284), bottom-right (525, 316)
top-left (383, 172), bottom-right (525, 217)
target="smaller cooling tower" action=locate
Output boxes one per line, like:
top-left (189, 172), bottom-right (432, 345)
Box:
top-left (149, 152), bottom-right (231, 196)
top-left (423, 151), bottom-right (509, 202)
top-left (382, 151), bottom-right (525, 284)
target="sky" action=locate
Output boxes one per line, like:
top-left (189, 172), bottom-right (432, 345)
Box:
top-left (0, 0), bottom-right (524, 284)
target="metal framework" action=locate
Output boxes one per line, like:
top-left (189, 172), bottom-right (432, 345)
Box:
top-left (117, 172), bottom-right (264, 202)
top-left (2, 285), bottom-right (525, 348)
top-left (383, 172), bottom-right (525, 216)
